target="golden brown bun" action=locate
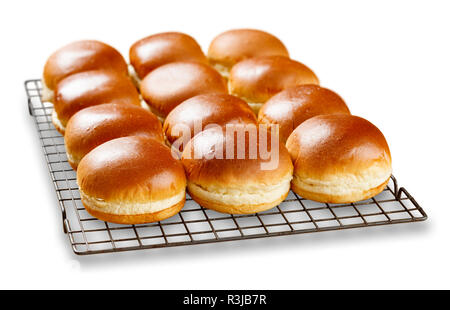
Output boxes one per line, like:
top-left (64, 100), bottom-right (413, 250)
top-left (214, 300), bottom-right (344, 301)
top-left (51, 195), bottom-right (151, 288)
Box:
top-left (229, 56), bottom-right (319, 108)
top-left (163, 93), bottom-right (257, 151)
top-left (140, 61), bottom-right (227, 118)
top-left (181, 125), bottom-right (293, 214)
top-left (52, 70), bottom-right (141, 134)
top-left (258, 85), bottom-right (351, 143)
top-left (43, 40), bottom-right (128, 93)
top-left (65, 103), bottom-right (164, 169)
top-left (207, 29), bottom-right (289, 74)
top-left (130, 32), bottom-right (207, 80)
top-left (77, 136), bottom-right (186, 224)
top-left (286, 114), bottom-right (392, 203)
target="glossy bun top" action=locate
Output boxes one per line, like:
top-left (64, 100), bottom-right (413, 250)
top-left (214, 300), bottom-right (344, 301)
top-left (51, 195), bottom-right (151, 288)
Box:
top-left (229, 56), bottom-right (319, 103)
top-left (208, 29), bottom-right (289, 72)
top-left (140, 61), bottom-right (227, 118)
top-left (43, 40), bottom-right (128, 90)
top-left (130, 32), bottom-right (207, 79)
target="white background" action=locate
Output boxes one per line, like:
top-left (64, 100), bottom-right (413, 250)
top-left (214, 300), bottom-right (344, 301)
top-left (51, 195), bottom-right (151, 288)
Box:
top-left (0, 0), bottom-right (449, 289)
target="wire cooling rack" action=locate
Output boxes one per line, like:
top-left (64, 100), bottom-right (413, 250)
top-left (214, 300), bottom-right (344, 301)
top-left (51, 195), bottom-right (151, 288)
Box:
top-left (26, 79), bottom-right (428, 255)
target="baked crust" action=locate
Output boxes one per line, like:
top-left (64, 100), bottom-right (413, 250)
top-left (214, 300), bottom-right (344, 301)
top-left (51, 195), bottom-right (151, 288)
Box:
top-left (229, 56), bottom-right (319, 103)
top-left (43, 40), bottom-right (128, 91)
top-left (65, 103), bottom-right (164, 169)
top-left (140, 61), bottom-right (227, 118)
top-left (258, 84), bottom-right (350, 143)
top-left (208, 29), bottom-right (289, 71)
top-left (130, 32), bottom-right (207, 79)
top-left (286, 114), bottom-right (392, 203)
top-left (77, 136), bottom-right (186, 203)
top-left (163, 93), bottom-right (257, 150)
top-left (53, 70), bottom-right (141, 128)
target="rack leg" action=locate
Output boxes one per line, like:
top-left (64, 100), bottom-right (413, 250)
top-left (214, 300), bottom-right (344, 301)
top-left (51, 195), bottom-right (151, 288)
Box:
top-left (27, 98), bottom-right (33, 116)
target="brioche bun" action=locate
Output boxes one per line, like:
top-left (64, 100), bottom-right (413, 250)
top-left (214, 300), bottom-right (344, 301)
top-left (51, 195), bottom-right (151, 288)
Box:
top-left (258, 85), bottom-right (350, 143)
top-left (65, 103), bottom-right (164, 169)
top-left (129, 32), bottom-right (207, 85)
top-left (52, 70), bottom-right (140, 134)
top-left (42, 40), bottom-right (128, 101)
top-left (229, 56), bottom-right (319, 114)
top-left (140, 61), bottom-right (227, 119)
top-left (181, 124), bottom-right (293, 214)
top-left (286, 114), bottom-right (392, 203)
top-left (77, 136), bottom-right (186, 224)
top-left (208, 29), bottom-right (289, 78)
top-left (163, 93), bottom-right (257, 152)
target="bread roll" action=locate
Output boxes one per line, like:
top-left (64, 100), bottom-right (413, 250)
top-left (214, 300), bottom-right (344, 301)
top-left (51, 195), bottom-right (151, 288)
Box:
top-left (286, 114), bottom-right (392, 203)
top-left (163, 93), bottom-right (257, 152)
top-left (258, 85), bottom-right (350, 143)
top-left (42, 40), bottom-right (128, 102)
top-left (229, 56), bottom-right (319, 114)
top-left (52, 70), bottom-right (141, 134)
top-left (140, 61), bottom-right (227, 120)
top-left (181, 124), bottom-right (293, 214)
top-left (129, 32), bottom-right (207, 86)
top-left (208, 29), bottom-right (289, 78)
top-left (77, 136), bottom-right (186, 224)
top-left (65, 103), bottom-right (164, 169)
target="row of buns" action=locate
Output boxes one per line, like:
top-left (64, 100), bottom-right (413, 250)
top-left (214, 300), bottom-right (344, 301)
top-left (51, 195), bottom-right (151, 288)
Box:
top-left (42, 29), bottom-right (392, 224)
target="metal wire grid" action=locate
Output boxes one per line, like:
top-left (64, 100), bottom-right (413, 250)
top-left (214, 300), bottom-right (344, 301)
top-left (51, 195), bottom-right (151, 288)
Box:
top-left (25, 79), bottom-right (428, 255)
